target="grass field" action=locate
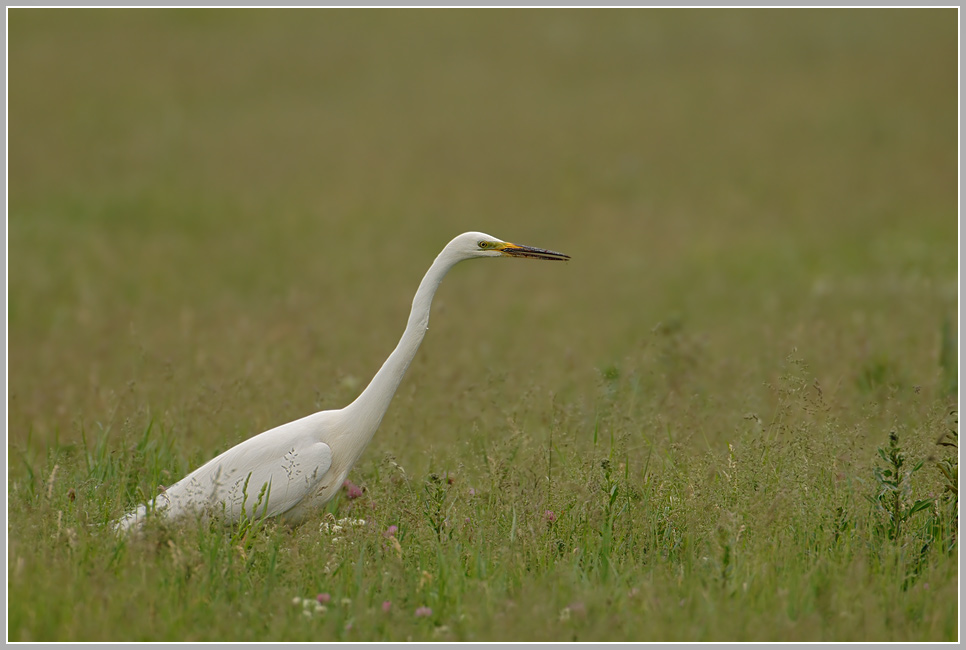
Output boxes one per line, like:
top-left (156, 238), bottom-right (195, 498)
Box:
top-left (7, 8), bottom-right (959, 642)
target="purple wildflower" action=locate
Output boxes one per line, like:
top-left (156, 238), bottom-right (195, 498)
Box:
top-left (544, 510), bottom-right (557, 523)
top-left (316, 592), bottom-right (331, 604)
top-left (343, 480), bottom-right (363, 499)
top-left (382, 600), bottom-right (392, 613)
top-left (415, 606), bottom-right (433, 618)
top-left (384, 525), bottom-right (399, 537)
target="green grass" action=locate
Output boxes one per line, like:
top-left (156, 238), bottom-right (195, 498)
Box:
top-left (7, 8), bottom-right (958, 642)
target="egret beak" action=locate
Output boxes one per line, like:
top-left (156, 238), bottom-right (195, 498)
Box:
top-left (500, 242), bottom-right (570, 261)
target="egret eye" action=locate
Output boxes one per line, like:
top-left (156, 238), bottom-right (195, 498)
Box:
top-left (478, 241), bottom-right (489, 249)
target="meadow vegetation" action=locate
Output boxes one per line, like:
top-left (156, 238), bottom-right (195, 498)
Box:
top-left (7, 8), bottom-right (958, 641)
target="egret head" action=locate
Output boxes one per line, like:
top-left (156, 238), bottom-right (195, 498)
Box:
top-left (449, 231), bottom-right (570, 262)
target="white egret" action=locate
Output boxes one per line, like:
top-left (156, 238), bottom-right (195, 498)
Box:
top-left (114, 231), bottom-right (568, 532)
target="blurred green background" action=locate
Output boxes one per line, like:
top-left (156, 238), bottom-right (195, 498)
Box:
top-left (9, 7), bottom-right (957, 486)
top-left (6, 8), bottom-right (959, 642)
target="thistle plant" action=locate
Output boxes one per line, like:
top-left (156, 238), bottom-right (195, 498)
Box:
top-left (868, 431), bottom-right (932, 543)
top-left (422, 473), bottom-right (451, 543)
top-left (934, 412), bottom-right (958, 499)
top-left (928, 412), bottom-right (958, 556)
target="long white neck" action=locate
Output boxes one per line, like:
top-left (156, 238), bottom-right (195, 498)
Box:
top-left (340, 245), bottom-right (464, 447)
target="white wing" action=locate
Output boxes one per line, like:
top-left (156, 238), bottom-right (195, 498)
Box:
top-left (115, 411), bottom-right (338, 532)
top-left (168, 439), bottom-right (334, 522)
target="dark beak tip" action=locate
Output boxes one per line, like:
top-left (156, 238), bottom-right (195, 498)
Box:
top-left (507, 245), bottom-right (569, 261)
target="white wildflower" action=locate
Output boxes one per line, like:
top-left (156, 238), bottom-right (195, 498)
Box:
top-left (433, 625), bottom-right (450, 637)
